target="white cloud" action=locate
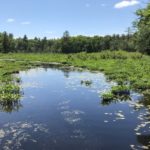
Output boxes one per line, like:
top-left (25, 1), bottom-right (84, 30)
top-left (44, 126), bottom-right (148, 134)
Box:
top-left (114, 0), bottom-right (140, 9)
top-left (21, 21), bottom-right (31, 25)
top-left (7, 18), bottom-right (15, 23)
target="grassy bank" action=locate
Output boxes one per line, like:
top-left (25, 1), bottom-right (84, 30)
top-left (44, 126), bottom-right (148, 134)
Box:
top-left (0, 50), bottom-right (150, 102)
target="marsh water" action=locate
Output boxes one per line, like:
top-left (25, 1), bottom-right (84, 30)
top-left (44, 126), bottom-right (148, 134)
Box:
top-left (0, 67), bottom-right (150, 150)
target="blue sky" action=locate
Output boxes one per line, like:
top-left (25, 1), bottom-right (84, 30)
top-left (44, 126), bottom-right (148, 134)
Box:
top-left (0, 0), bottom-right (149, 38)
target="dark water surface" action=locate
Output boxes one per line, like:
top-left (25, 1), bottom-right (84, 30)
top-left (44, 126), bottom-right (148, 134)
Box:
top-left (0, 67), bottom-right (150, 150)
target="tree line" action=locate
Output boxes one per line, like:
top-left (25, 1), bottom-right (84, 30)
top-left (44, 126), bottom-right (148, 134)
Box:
top-left (0, 31), bottom-right (136, 53)
top-left (0, 3), bottom-right (149, 54)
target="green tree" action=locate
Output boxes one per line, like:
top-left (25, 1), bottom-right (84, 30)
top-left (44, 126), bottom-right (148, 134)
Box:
top-left (41, 37), bottom-right (47, 52)
top-left (2, 32), bottom-right (10, 53)
top-left (8, 33), bottom-right (15, 52)
top-left (23, 35), bottom-right (28, 52)
top-left (61, 31), bottom-right (71, 53)
top-left (135, 3), bottom-right (150, 54)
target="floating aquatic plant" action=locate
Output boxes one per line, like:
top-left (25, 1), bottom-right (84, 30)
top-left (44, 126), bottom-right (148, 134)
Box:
top-left (101, 85), bottom-right (131, 105)
top-left (101, 92), bottom-right (114, 101)
top-left (81, 80), bottom-right (93, 86)
top-left (0, 84), bottom-right (21, 101)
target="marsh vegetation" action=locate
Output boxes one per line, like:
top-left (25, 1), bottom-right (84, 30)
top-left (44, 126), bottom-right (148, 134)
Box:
top-left (0, 51), bottom-right (149, 103)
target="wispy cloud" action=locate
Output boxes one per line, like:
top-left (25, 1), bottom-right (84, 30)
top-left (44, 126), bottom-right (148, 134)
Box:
top-left (7, 18), bottom-right (15, 23)
top-left (85, 3), bottom-right (90, 8)
top-left (21, 21), bottom-right (31, 25)
top-left (44, 31), bottom-right (53, 34)
top-left (101, 3), bottom-right (106, 7)
top-left (114, 0), bottom-right (140, 9)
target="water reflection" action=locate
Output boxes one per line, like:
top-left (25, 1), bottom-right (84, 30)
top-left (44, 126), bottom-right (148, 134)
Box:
top-left (62, 68), bottom-right (70, 78)
top-left (101, 95), bottom-right (131, 106)
top-left (0, 101), bottom-right (22, 113)
top-left (137, 135), bottom-right (150, 149)
top-left (0, 121), bottom-right (49, 150)
top-left (0, 67), bottom-right (149, 150)
top-left (139, 96), bottom-right (150, 108)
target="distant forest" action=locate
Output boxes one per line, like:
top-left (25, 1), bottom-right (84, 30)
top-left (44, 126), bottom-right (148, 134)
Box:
top-left (0, 31), bottom-right (135, 53)
top-left (0, 3), bottom-right (150, 54)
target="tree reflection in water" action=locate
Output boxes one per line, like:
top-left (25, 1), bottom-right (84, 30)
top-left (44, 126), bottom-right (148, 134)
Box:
top-left (137, 134), bottom-right (150, 149)
top-left (0, 100), bottom-right (22, 113)
top-left (101, 95), bottom-right (131, 106)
